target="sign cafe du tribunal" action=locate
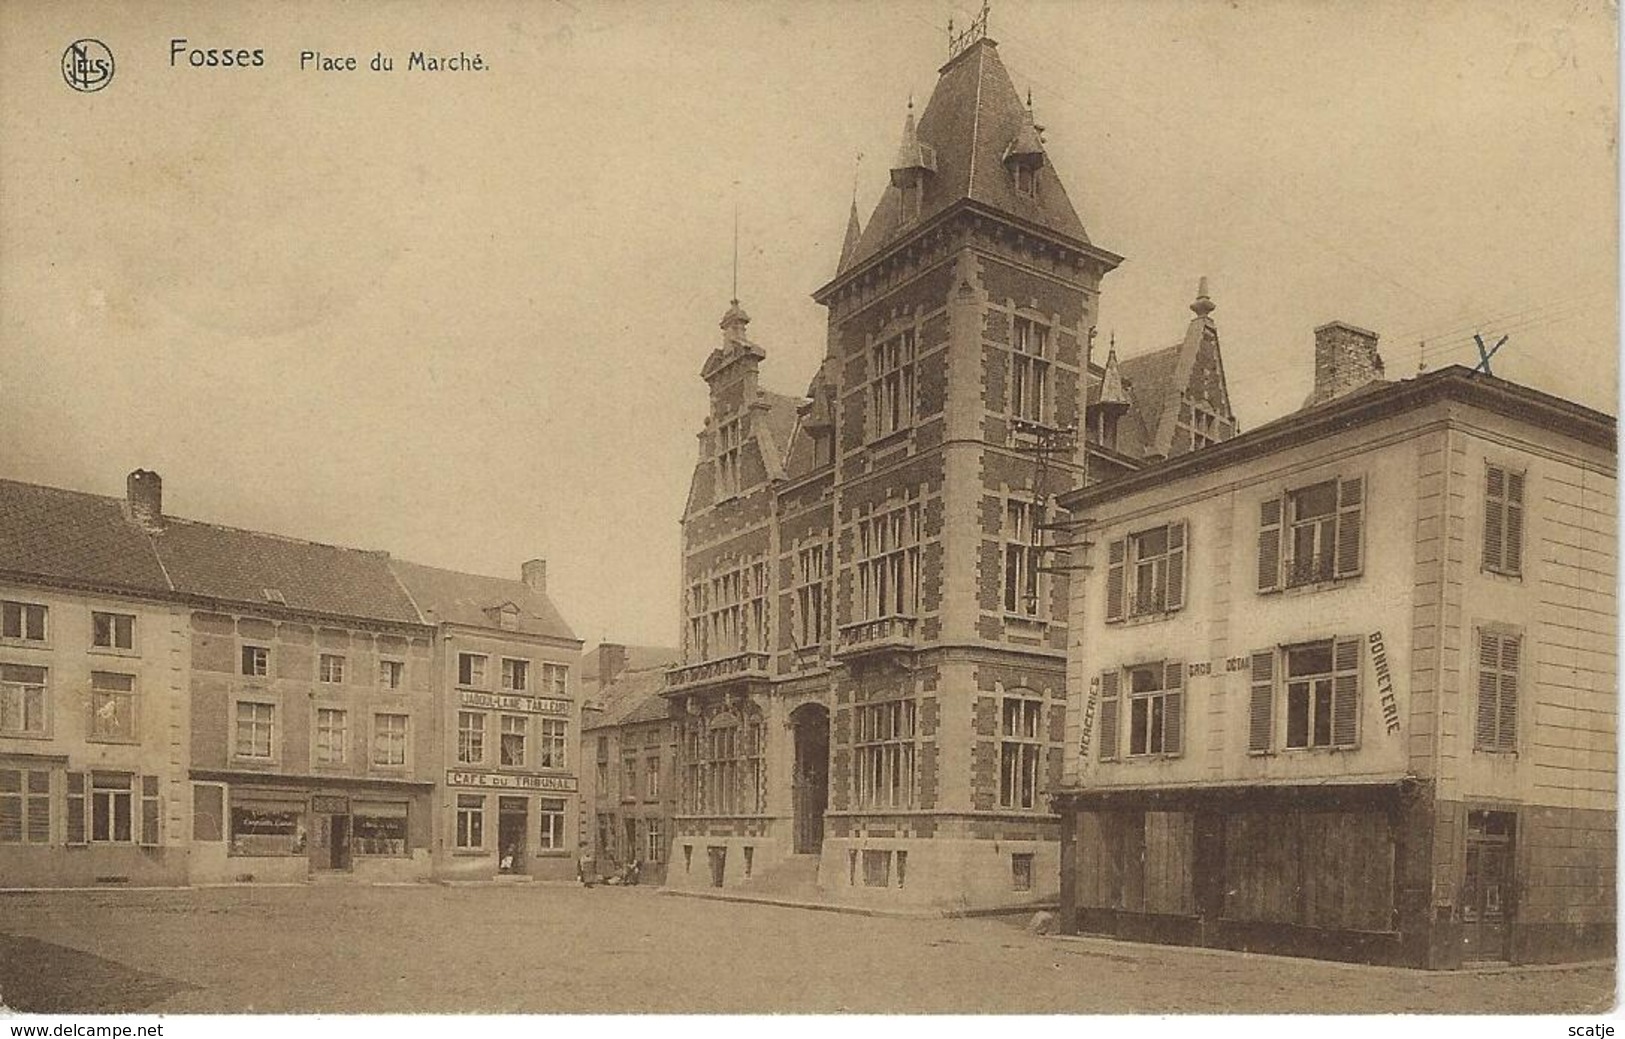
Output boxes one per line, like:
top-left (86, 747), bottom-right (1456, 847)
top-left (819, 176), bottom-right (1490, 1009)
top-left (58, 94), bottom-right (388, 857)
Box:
top-left (445, 689), bottom-right (580, 793)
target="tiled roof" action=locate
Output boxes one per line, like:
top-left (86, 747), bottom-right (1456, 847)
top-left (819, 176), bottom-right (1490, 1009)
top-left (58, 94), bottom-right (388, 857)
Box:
top-left (389, 559), bottom-right (576, 641)
top-left (1117, 343), bottom-right (1181, 458)
top-left (755, 391), bottom-right (804, 479)
top-left (0, 480), bottom-right (172, 594)
top-left (844, 38), bottom-right (1091, 273)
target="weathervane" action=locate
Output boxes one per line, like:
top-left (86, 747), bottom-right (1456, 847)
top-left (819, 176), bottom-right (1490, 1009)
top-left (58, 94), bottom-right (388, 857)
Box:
top-left (948, 2), bottom-right (990, 59)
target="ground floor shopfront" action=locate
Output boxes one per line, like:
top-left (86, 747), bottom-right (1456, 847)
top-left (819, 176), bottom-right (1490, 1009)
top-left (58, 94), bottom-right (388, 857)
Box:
top-left (1054, 779), bottom-right (1616, 968)
top-left (436, 768), bottom-right (578, 882)
top-left (187, 771), bottom-right (433, 884)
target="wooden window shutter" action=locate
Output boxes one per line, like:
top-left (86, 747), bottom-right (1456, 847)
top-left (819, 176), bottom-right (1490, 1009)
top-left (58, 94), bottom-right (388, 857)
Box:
top-left (66, 772), bottom-right (87, 845)
top-left (1505, 471), bottom-right (1525, 576)
top-left (1475, 630), bottom-right (1501, 750)
top-left (1332, 637), bottom-right (1361, 747)
top-left (1247, 651), bottom-right (1275, 753)
top-left (1498, 634), bottom-right (1520, 750)
top-left (1334, 476), bottom-right (1365, 578)
top-left (1105, 539), bottom-right (1127, 622)
top-left (1257, 498), bottom-right (1283, 592)
top-left (1166, 521), bottom-right (1188, 612)
top-left (1483, 466), bottom-right (1506, 572)
top-left (1162, 662), bottom-right (1185, 756)
top-left (1097, 670), bottom-right (1120, 761)
top-left (140, 775), bottom-right (161, 846)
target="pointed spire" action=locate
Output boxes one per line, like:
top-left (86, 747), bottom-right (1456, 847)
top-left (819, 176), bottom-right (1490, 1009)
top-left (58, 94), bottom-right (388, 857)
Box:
top-left (1003, 87), bottom-right (1046, 168)
top-left (1190, 276), bottom-right (1215, 319)
top-left (1099, 336), bottom-right (1130, 408)
top-left (837, 197), bottom-right (863, 274)
top-left (890, 95), bottom-right (937, 186)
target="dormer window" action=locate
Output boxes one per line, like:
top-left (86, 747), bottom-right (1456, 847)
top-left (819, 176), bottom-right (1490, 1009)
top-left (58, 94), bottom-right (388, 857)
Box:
top-left (1013, 164), bottom-right (1037, 198)
top-left (717, 418), bottom-right (742, 498)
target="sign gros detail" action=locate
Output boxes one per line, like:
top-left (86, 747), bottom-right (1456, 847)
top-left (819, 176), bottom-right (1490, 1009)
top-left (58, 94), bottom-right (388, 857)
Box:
top-left (446, 770), bottom-right (578, 793)
top-left (1369, 630), bottom-right (1402, 734)
top-left (458, 690), bottom-right (569, 715)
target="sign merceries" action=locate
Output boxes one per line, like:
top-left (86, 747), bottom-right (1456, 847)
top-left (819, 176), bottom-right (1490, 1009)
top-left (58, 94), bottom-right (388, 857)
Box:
top-left (446, 770), bottom-right (578, 793)
top-left (458, 690), bottom-right (570, 715)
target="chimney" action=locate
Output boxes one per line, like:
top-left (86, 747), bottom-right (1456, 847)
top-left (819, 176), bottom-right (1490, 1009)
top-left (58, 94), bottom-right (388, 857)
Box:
top-left (1309, 322), bottom-right (1386, 407)
top-left (521, 558), bottom-right (547, 594)
top-left (597, 642), bottom-right (628, 687)
top-left (125, 469), bottom-right (164, 530)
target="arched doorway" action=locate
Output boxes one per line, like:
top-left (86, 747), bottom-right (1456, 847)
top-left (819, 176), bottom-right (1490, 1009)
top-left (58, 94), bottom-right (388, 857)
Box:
top-left (790, 703), bottom-right (830, 855)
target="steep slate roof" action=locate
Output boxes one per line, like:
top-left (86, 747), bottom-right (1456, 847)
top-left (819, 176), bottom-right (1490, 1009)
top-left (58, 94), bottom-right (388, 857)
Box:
top-left (0, 479), bottom-right (171, 593)
top-left (583, 666), bottom-right (672, 731)
top-left (156, 520), bottom-right (422, 624)
top-left (754, 391), bottom-right (805, 481)
top-left (844, 37), bottom-right (1091, 272)
top-left (1115, 344), bottom-right (1181, 459)
top-left (389, 558), bottom-right (576, 641)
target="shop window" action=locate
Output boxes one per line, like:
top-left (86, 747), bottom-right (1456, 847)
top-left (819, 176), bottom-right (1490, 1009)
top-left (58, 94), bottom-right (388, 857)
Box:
top-left (1012, 852), bottom-right (1034, 892)
top-left (372, 713), bottom-right (409, 767)
top-left (537, 718), bottom-right (568, 769)
top-left (241, 645), bottom-right (269, 677)
top-left (1483, 464), bottom-right (1526, 577)
top-left (501, 658), bottom-right (529, 692)
top-left (378, 658), bottom-right (405, 690)
top-left (353, 802), bottom-right (408, 856)
top-left (0, 601), bottom-right (47, 643)
top-left (89, 672), bottom-right (137, 742)
top-left (315, 708), bottom-right (348, 765)
top-left (0, 767), bottom-right (50, 844)
top-left (538, 798), bottom-right (566, 851)
top-left (234, 701), bottom-right (275, 759)
top-left (319, 654), bottom-right (345, 684)
top-left (91, 611), bottom-right (135, 651)
top-left (0, 664), bottom-right (48, 737)
top-left (458, 653), bottom-right (488, 688)
top-left (455, 794), bottom-right (485, 849)
top-left (500, 715), bottom-right (527, 767)
top-left (228, 800), bottom-right (304, 856)
top-left (458, 711), bottom-right (487, 765)
top-left (999, 694), bottom-right (1044, 806)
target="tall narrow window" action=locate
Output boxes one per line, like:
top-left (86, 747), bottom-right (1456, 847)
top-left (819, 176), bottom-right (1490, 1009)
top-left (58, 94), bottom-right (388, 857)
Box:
top-left (1010, 318), bottom-right (1050, 425)
top-left (1003, 500), bottom-right (1043, 616)
top-left (855, 700), bottom-right (917, 808)
top-left (857, 503), bottom-right (921, 620)
top-left (378, 659), bottom-right (405, 690)
top-left (1283, 638), bottom-right (1360, 749)
top-left (372, 714), bottom-right (408, 767)
top-left (458, 653), bottom-right (487, 688)
top-left (794, 543), bottom-right (830, 648)
top-left (88, 672), bottom-right (136, 742)
top-left (315, 708), bottom-right (348, 765)
top-left (235, 701), bottom-right (274, 758)
top-left (1475, 629), bottom-right (1520, 752)
top-left (537, 718), bottom-right (568, 769)
top-left (456, 794), bottom-right (485, 849)
top-left (91, 773), bottom-right (133, 843)
top-left (458, 711), bottom-right (486, 765)
top-left (716, 418), bottom-right (743, 498)
top-left (1483, 464), bottom-right (1526, 577)
top-left (501, 658), bottom-right (529, 692)
top-left (870, 329), bottom-right (917, 438)
top-left (0, 768), bottom-right (51, 844)
top-left (998, 695), bottom-right (1043, 808)
top-left (538, 798), bottom-right (566, 850)
top-left (1126, 663), bottom-right (1184, 757)
top-left (501, 715), bottom-right (528, 767)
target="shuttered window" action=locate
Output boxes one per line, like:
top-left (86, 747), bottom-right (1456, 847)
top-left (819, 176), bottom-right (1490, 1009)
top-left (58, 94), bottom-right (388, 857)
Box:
top-left (1257, 499), bottom-right (1283, 592)
top-left (1475, 629), bottom-right (1520, 752)
top-left (1482, 465), bottom-right (1525, 577)
top-left (1097, 670), bottom-right (1120, 761)
top-left (1259, 475), bottom-right (1365, 591)
top-left (1107, 522), bottom-right (1188, 623)
top-left (1105, 539), bottom-right (1127, 622)
top-left (0, 768), bottom-right (50, 844)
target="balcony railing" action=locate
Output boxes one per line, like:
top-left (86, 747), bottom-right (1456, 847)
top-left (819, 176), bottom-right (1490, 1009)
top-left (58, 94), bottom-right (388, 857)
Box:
top-left (1127, 588), bottom-right (1167, 618)
top-left (665, 651), bottom-right (772, 692)
top-left (1285, 553), bottom-right (1333, 589)
top-left (834, 615), bottom-right (918, 659)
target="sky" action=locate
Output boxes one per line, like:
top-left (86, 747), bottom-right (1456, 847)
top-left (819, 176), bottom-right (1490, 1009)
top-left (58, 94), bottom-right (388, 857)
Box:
top-left (0, 0), bottom-right (1617, 651)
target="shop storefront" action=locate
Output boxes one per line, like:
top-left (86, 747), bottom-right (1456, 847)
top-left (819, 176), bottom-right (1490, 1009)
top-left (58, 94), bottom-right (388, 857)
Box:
top-left (438, 768), bottom-right (577, 881)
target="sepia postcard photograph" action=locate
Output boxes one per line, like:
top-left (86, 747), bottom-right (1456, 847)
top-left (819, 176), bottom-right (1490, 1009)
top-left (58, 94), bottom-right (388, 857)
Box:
top-left (0, 0), bottom-right (1618, 1027)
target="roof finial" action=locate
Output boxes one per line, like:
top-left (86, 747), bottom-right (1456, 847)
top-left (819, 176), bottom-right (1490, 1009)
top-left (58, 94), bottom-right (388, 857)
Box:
top-left (731, 188), bottom-right (740, 305)
top-left (1191, 276), bottom-right (1215, 318)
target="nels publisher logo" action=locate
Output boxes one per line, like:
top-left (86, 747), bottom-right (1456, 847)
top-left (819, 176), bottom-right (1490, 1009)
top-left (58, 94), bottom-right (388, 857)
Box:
top-left (62, 38), bottom-right (114, 92)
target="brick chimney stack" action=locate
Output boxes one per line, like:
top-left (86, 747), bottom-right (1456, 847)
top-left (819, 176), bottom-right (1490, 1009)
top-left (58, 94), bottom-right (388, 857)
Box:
top-left (521, 559), bottom-right (547, 594)
top-left (125, 469), bottom-right (164, 530)
top-left (597, 643), bottom-right (628, 687)
top-left (1308, 322), bottom-right (1386, 407)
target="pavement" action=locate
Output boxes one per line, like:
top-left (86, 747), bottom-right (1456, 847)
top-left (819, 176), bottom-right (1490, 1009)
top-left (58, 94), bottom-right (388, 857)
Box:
top-left (0, 884), bottom-right (1614, 1014)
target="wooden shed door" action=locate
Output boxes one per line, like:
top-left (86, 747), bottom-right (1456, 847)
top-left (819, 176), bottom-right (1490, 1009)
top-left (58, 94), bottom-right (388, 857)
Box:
top-left (1461, 810), bottom-right (1515, 963)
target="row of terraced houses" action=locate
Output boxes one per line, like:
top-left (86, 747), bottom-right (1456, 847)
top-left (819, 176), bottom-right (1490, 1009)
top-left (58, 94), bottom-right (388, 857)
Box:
top-left (0, 470), bottom-right (584, 887)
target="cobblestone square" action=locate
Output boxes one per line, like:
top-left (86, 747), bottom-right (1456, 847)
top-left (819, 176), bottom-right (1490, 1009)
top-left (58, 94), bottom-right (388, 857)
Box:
top-left (0, 886), bottom-right (1612, 1014)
